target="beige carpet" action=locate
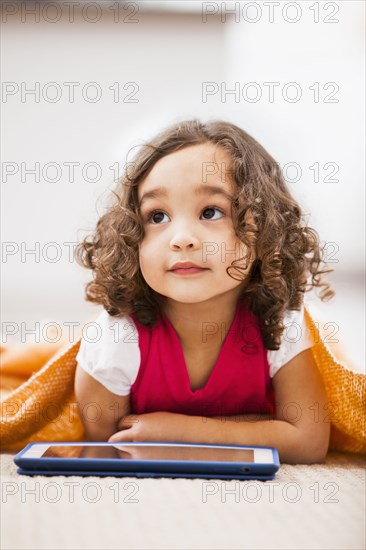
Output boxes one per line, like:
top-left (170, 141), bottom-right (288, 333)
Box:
top-left (1, 451), bottom-right (365, 550)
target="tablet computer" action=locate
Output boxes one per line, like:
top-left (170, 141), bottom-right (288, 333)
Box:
top-left (14, 442), bottom-right (280, 480)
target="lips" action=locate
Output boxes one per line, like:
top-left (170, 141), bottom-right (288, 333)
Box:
top-left (169, 262), bottom-right (208, 271)
top-left (169, 261), bottom-right (209, 276)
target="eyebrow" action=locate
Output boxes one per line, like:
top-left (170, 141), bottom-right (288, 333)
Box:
top-left (138, 185), bottom-right (233, 208)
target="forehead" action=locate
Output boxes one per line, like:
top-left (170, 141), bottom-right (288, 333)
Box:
top-left (138, 143), bottom-right (233, 197)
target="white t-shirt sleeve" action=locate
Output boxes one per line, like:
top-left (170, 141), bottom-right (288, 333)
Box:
top-left (75, 309), bottom-right (140, 396)
top-left (267, 304), bottom-right (315, 379)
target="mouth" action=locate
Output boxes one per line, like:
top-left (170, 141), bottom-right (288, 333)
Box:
top-left (169, 267), bottom-right (209, 275)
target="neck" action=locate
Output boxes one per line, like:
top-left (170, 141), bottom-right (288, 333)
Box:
top-left (162, 289), bottom-right (245, 353)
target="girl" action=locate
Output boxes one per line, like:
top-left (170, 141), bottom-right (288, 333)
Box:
top-left (74, 119), bottom-right (335, 464)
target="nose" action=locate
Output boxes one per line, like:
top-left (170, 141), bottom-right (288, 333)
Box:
top-left (169, 228), bottom-right (200, 251)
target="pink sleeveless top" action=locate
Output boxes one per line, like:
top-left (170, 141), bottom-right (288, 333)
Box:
top-left (129, 298), bottom-right (276, 418)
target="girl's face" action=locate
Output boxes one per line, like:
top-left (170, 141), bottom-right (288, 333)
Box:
top-left (137, 143), bottom-right (255, 304)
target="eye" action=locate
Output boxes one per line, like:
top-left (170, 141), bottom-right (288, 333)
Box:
top-left (145, 210), bottom-right (169, 224)
top-left (144, 206), bottom-right (225, 225)
top-left (201, 207), bottom-right (225, 220)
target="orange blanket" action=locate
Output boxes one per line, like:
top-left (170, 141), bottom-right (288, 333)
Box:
top-left (1, 307), bottom-right (365, 454)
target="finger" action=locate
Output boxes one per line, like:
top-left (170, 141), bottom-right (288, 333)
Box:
top-left (108, 429), bottom-right (133, 443)
top-left (117, 414), bottom-right (139, 431)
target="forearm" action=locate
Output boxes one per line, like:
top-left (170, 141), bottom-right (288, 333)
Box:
top-left (176, 413), bottom-right (309, 464)
top-left (108, 411), bottom-right (325, 464)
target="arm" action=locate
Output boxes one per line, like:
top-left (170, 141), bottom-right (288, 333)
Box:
top-left (74, 362), bottom-right (131, 441)
top-left (108, 349), bottom-right (331, 464)
top-left (175, 348), bottom-right (331, 464)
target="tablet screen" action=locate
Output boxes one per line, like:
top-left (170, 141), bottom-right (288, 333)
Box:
top-left (42, 444), bottom-right (255, 462)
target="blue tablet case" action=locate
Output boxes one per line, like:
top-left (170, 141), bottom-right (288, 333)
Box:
top-left (14, 442), bottom-right (280, 481)
top-left (16, 467), bottom-right (277, 480)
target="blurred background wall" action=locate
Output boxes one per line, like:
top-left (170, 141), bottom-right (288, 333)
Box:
top-left (1, 1), bottom-right (364, 369)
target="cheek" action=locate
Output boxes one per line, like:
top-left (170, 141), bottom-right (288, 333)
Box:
top-left (224, 228), bottom-right (245, 250)
top-left (138, 239), bottom-right (161, 274)
top-left (138, 242), bottom-right (149, 267)
top-left (138, 249), bottom-right (152, 283)
top-left (139, 234), bottom-right (160, 255)
top-left (227, 236), bottom-right (254, 265)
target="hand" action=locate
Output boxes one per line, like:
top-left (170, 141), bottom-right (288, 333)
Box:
top-left (107, 411), bottom-right (186, 443)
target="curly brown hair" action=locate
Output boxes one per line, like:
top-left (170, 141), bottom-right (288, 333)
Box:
top-left (75, 119), bottom-right (335, 350)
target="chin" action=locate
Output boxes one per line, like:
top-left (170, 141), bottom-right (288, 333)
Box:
top-left (164, 292), bottom-right (214, 304)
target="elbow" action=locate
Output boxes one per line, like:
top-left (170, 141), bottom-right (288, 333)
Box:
top-left (309, 438), bottom-right (330, 464)
top-left (283, 422), bottom-right (330, 465)
top-left (303, 446), bottom-right (328, 464)
top-left (310, 422), bottom-right (331, 464)
top-left (283, 445), bottom-right (328, 465)
top-left (295, 425), bottom-right (331, 465)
